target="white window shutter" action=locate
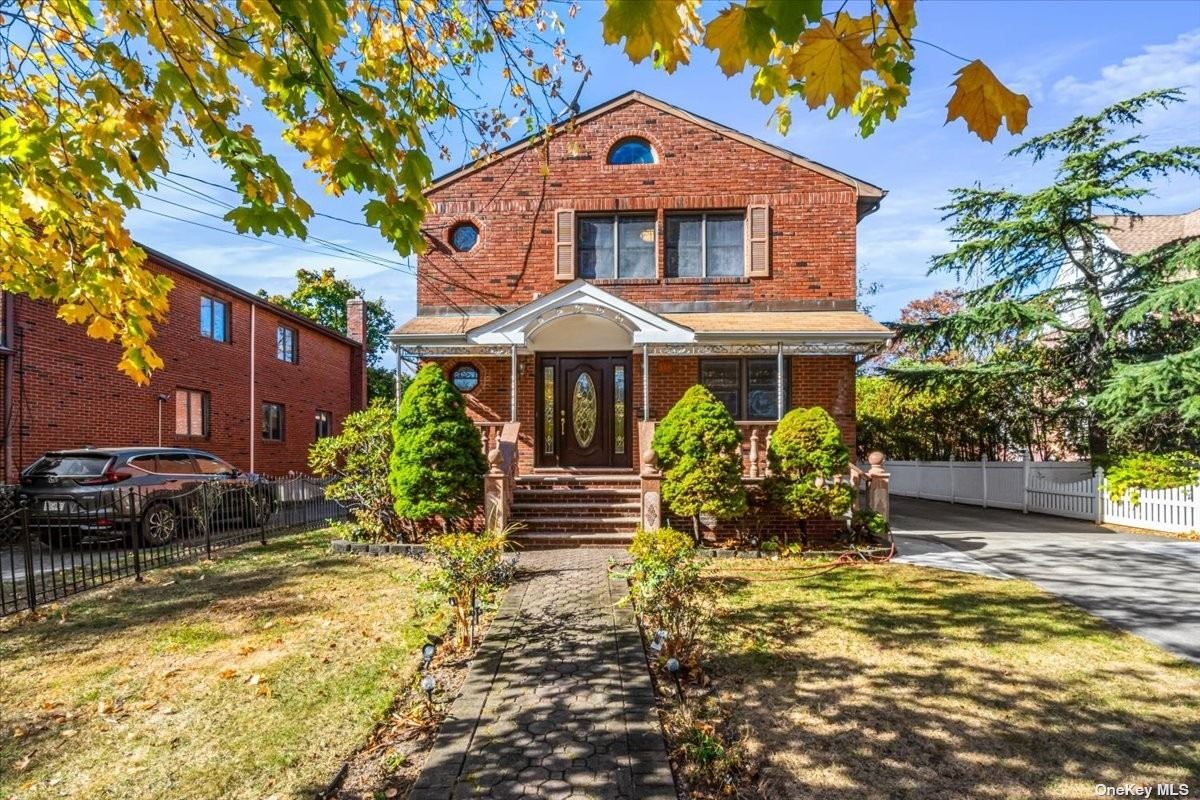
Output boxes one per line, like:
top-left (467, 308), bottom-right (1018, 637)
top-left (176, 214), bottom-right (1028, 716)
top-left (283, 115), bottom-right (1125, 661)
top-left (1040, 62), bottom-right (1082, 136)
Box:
top-left (555, 209), bottom-right (575, 280)
top-left (746, 205), bottom-right (770, 277)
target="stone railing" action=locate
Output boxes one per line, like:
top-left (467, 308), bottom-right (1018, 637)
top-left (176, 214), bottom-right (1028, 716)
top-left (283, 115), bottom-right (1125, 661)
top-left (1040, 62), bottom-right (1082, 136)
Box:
top-left (483, 422), bottom-right (520, 530)
top-left (735, 422), bottom-right (776, 478)
top-left (638, 420), bottom-right (662, 532)
top-left (475, 421), bottom-right (506, 456)
top-left (850, 451), bottom-right (891, 521)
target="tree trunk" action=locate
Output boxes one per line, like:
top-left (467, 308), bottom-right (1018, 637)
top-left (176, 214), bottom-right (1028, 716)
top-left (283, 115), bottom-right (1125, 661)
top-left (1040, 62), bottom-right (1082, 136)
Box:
top-left (691, 514), bottom-right (701, 545)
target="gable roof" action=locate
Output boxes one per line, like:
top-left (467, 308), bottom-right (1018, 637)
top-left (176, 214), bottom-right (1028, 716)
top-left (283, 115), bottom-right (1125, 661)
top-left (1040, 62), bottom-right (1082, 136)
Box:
top-left (425, 91), bottom-right (886, 218)
top-left (140, 244), bottom-right (363, 349)
top-left (1096, 209), bottom-right (1200, 255)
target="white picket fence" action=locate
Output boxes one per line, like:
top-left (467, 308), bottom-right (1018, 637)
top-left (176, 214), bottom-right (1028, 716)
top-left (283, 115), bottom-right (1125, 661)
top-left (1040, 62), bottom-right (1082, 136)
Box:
top-left (887, 458), bottom-right (1200, 534)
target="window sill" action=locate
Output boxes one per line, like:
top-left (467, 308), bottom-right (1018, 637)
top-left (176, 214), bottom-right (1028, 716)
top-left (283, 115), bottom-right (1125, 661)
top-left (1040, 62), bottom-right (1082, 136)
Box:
top-left (663, 277), bottom-right (751, 285)
top-left (588, 278), bottom-right (660, 286)
top-left (260, 438), bottom-right (285, 445)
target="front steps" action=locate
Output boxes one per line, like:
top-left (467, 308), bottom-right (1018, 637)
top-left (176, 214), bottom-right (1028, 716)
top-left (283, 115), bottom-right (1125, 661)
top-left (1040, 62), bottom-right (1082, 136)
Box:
top-left (509, 473), bottom-right (640, 548)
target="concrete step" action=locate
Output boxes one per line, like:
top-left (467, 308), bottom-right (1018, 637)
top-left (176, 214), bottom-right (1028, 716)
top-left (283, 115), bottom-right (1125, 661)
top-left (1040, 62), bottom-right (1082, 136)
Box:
top-left (512, 516), bottom-right (638, 527)
top-left (511, 484), bottom-right (643, 496)
top-left (510, 531), bottom-right (634, 549)
top-left (511, 501), bottom-right (640, 512)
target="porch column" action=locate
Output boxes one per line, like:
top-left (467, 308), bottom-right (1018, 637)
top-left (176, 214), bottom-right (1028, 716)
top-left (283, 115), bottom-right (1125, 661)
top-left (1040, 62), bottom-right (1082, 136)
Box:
top-left (509, 344), bottom-right (518, 423)
top-left (642, 344), bottom-right (650, 421)
top-left (777, 342), bottom-right (785, 420)
top-left (394, 346), bottom-right (403, 411)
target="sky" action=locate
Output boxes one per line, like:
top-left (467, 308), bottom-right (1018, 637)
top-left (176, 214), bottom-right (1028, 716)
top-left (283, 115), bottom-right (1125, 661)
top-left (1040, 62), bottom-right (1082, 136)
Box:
top-left (125, 0), bottom-right (1200, 326)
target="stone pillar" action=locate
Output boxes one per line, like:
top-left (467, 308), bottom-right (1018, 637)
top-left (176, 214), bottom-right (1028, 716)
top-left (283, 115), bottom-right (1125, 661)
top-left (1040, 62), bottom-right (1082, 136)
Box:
top-left (484, 448), bottom-right (508, 531)
top-left (640, 445), bottom-right (661, 532)
top-left (866, 450), bottom-right (890, 522)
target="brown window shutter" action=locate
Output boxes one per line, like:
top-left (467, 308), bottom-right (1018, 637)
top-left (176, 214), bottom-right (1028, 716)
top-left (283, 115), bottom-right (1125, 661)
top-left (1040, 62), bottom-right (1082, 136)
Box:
top-left (555, 209), bottom-right (575, 280)
top-left (746, 205), bottom-right (770, 277)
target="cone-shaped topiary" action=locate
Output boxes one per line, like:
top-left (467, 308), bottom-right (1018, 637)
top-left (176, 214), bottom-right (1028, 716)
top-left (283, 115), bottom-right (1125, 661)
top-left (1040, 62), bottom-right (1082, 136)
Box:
top-left (767, 406), bottom-right (853, 520)
top-left (652, 384), bottom-right (747, 541)
top-left (390, 364), bottom-right (486, 528)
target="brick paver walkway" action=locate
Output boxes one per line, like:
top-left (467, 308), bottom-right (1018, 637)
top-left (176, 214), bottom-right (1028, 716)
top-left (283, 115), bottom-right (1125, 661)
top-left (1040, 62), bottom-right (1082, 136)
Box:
top-left (410, 550), bottom-right (675, 800)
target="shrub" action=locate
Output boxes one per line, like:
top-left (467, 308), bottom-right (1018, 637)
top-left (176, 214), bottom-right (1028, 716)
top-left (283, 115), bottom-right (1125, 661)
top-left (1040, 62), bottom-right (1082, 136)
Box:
top-left (1099, 451), bottom-right (1200, 505)
top-left (625, 527), bottom-right (711, 667)
top-left (423, 527), bottom-right (513, 648)
top-left (652, 385), bottom-right (747, 541)
top-left (766, 406), bottom-right (853, 520)
top-left (308, 401), bottom-right (399, 542)
top-left (390, 364), bottom-right (487, 531)
top-left (849, 508), bottom-right (889, 545)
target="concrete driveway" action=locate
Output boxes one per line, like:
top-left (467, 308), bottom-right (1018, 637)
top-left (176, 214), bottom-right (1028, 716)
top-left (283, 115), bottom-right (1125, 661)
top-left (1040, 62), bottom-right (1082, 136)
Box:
top-left (890, 497), bottom-right (1200, 664)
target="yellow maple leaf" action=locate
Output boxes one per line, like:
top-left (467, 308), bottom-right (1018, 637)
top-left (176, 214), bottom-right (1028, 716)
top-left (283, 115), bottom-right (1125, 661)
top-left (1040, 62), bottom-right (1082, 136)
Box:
top-left (86, 316), bottom-right (117, 341)
top-left (946, 60), bottom-right (1031, 142)
top-left (601, 0), bottom-right (701, 74)
top-left (790, 13), bottom-right (875, 110)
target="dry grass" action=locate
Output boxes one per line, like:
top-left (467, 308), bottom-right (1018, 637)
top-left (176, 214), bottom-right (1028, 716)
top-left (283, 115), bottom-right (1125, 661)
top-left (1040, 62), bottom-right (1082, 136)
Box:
top-left (701, 560), bottom-right (1200, 799)
top-left (0, 531), bottom-right (441, 800)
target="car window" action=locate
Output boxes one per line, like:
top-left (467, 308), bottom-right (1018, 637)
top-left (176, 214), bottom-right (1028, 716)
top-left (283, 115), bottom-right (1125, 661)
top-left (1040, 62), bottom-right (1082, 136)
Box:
top-left (26, 454), bottom-right (111, 477)
top-left (156, 453), bottom-right (197, 475)
top-left (128, 456), bottom-right (157, 473)
top-left (195, 455), bottom-right (233, 475)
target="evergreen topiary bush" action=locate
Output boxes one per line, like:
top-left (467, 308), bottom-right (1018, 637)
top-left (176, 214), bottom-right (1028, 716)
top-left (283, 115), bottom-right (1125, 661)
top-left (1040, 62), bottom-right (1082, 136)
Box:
top-left (390, 364), bottom-right (487, 533)
top-left (767, 406), bottom-right (853, 521)
top-left (652, 385), bottom-right (747, 542)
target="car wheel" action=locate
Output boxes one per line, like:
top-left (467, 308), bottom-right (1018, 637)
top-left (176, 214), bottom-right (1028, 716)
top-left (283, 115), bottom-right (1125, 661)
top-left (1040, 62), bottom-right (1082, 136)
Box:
top-left (140, 503), bottom-right (178, 546)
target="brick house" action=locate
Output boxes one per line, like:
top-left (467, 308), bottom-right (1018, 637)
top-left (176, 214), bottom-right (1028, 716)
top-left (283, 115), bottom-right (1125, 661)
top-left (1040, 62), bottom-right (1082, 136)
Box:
top-left (391, 92), bottom-right (891, 542)
top-left (0, 246), bottom-right (368, 481)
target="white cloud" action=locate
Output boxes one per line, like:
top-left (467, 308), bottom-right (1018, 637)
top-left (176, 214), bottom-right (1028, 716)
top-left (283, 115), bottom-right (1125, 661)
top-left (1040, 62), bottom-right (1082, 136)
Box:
top-left (1053, 29), bottom-right (1200, 106)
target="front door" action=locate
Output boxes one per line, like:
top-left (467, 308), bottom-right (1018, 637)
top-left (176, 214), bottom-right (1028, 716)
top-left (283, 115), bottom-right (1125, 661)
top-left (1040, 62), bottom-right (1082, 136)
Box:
top-left (536, 354), bottom-right (631, 469)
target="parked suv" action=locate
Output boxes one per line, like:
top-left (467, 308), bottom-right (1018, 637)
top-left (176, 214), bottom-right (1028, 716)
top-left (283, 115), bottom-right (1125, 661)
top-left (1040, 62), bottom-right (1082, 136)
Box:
top-left (18, 447), bottom-right (273, 545)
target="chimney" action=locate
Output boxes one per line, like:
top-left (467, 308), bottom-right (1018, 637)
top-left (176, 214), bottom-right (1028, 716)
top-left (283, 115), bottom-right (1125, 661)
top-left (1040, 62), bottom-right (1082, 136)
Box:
top-left (346, 297), bottom-right (368, 410)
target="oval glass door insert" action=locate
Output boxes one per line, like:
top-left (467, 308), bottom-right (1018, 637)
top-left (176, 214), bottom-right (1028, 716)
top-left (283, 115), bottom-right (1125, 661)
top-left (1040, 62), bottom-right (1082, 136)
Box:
top-left (572, 373), bottom-right (597, 448)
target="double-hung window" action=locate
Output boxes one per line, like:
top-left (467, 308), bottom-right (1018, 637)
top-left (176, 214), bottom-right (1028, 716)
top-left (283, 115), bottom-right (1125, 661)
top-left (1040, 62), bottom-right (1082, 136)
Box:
top-left (665, 212), bottom-right (745, 278)
top-left (200, 296), bottom-right (230, 342)
top-left (699, 357), bottom-right (786, 421)
top-left (577, 214), bottom-right (656, 279)
top-left (174, 389), bottom-right (210, 438)
top-left (262, 402), bottom-right (284, 441)
top-left (315, 410), bottom-right (332, 440)
top-left (277, 326), bottom-right (298, 363)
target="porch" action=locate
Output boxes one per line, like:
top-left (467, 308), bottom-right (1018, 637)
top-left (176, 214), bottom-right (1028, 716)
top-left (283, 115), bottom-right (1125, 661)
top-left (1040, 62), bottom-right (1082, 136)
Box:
top-left (391, 280), bottom-right (893, 545)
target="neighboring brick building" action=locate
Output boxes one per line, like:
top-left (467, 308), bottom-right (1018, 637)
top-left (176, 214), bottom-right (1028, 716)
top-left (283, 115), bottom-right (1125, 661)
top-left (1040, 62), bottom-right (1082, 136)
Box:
top-left (392, 92), bottom-right (890, 543)
top-left (0, 246), bottom-right (367, 481)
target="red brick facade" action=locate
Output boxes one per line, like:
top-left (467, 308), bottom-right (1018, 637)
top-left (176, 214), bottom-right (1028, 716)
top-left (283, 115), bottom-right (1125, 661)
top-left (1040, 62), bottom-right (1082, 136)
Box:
top-left (0, 251), bottom-right (367, 481)
top-left (419, 98), bottom-right (863, 314)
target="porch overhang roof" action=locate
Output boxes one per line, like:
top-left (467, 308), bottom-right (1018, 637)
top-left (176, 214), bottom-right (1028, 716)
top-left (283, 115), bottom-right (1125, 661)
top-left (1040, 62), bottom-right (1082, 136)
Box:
top-left (390, 282), bottom-right (893, 356)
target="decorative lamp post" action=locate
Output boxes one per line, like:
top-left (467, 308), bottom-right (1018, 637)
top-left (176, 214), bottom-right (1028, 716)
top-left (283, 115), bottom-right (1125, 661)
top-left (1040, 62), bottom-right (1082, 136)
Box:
top-left (665, 657), bottom-right (684, 706)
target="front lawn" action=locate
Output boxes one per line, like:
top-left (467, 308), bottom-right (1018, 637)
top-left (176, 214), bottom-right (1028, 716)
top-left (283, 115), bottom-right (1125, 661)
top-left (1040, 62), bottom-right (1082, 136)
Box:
top-left (0, 531), bottom-right (440, 800)
top-left (700, 561), bottom-right (1200, 799)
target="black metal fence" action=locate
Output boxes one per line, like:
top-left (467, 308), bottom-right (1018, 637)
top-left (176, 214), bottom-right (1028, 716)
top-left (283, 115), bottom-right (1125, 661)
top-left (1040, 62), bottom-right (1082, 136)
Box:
top-left (0, 476), bottom-right (346, 617)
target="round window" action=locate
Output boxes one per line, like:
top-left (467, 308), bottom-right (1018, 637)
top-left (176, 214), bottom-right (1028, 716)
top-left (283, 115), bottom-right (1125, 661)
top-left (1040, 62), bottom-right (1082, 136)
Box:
top-left (450, 223), bottom-right (479, 252)
top-left (451, 363), bottom-right (480, 393)
top-left (607, 137), bottom-right (656, 165)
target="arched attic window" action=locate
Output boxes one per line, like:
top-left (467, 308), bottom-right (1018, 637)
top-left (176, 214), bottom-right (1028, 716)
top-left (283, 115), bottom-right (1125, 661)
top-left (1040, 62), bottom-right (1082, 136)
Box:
top-left (607, 137), bottom-right (656, 165)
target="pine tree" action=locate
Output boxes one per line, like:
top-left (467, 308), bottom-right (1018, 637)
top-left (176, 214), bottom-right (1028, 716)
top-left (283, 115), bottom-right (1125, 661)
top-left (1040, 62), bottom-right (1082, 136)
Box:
top-left (390, 364), bottom-right (486, 530)
top-left (896, 89), bottom-right (1200, 456)
top-left (652, 385), bottom-right (748, 542)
